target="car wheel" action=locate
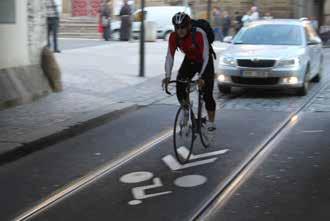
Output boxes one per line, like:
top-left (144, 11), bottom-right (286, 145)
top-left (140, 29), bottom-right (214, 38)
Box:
top-left (311, 56), bottom-right (323, 83)
top-left (296, 67), bottom-right (309, 96)
top-left (111, 30), bottom-right (120, 41)
top-left (312, 72), bottom-right (322, 83)
top-left (164, 31), bottom-right (172, 41)
top-left (218, 84), bottom-right (231, 94)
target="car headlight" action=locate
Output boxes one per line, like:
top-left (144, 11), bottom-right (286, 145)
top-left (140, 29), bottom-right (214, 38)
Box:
top-left (220, 56), bottom-right (236, 66)
top-left (277, 58), bottom-right (300, 67)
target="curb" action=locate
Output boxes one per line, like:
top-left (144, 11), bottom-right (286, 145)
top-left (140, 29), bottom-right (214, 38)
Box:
top-left (0, 104), bottom-right (139, 166)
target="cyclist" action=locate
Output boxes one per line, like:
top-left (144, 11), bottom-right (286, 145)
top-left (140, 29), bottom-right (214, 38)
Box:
top-left (162, 12), bottom-right (216, 144)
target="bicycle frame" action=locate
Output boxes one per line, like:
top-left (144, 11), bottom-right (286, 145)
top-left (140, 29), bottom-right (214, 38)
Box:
top-left (166, 80), bottom-right (205, 135)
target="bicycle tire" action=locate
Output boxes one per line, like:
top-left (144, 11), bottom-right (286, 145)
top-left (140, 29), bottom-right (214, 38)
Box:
top-left (173, 106), bottom-right (195, 164)
top-left (198, 93), bottom-right (210, 148)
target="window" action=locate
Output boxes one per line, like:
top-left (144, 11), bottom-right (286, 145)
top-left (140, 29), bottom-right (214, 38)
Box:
top-left (233, 24), bottom-right (303, 46)
top-left (0, 0), bottom-right (15, 24)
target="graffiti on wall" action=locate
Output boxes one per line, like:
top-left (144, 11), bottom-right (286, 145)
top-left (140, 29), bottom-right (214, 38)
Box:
top-left (72, 0), bottom-right (102, 17)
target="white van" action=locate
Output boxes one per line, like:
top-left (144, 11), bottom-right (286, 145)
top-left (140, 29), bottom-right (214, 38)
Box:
top-left (111, 6), bottom-right (192, 40)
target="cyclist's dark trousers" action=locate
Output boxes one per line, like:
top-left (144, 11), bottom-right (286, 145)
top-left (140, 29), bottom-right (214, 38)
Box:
top-left (176, 56), bottom-right (216, 112)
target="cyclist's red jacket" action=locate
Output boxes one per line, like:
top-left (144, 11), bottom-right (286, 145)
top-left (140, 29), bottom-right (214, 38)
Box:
top-left (165, 27), bottom-right (209, 79)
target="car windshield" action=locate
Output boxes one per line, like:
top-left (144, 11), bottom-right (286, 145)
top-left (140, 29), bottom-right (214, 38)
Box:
top-left (233, 24), bottom-right (303, 45)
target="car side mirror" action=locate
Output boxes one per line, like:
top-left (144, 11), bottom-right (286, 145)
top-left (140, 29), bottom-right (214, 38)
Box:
top-left (308, 37), bottom-right (322, 45)
top-left (223, 36), bottom-right (233, 43)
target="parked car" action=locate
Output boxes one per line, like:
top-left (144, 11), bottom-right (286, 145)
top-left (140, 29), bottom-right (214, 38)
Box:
top-left (111, 6), bottom-right (191, 41)
top-left (217, 19), bottom-right (323, 96)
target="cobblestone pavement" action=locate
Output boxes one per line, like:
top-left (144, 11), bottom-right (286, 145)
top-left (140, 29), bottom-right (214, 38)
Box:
top-left (305, 84), bottom-right (330, 112)
top-left (56, 41), bottom-right (184, 94)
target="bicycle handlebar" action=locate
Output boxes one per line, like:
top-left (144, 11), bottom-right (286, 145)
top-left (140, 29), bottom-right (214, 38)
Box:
top-left (165, 80), bottom-right (197, 95)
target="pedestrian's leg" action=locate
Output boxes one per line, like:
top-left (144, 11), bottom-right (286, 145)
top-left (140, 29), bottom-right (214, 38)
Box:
top-left (176, 57), bottom-right (193, 107)
top-left (213, 28), bottom-right (217, 41)
top-left (47, 22), bottom-right (51, 48)
top-left (202, 58), bottom-right (216, 145)
top-left (103, 26), bottom-right (107, 40)
top-left (105, 26), bottom-right (110, 41)
top-left (109, 23), bottom-right (112, 40)
top-left (202, 59), bottom-right (216, 122)
top-left (53, 19), bottom-right (60, 52)
top-left (219, 28), bottom-right (224, 41)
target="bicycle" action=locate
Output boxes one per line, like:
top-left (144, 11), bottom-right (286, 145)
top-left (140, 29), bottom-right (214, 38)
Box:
top-left (165, 79), bottom-right (211, 164)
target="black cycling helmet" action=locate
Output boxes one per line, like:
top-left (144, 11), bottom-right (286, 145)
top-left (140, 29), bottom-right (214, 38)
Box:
top-left (172, 12), bottom-right (191, 28)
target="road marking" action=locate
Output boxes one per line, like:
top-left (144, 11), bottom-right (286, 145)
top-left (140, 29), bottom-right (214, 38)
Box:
top-left (162, 155), bottom-right (217, 171)
top-left (14, 129), bottom-right (173, 221)
top-left (130, 177), bottom-right (172, 205)
top-left (120, 171), bottom-right (154, 184)
top-left (301, 130), bottom-right (324, 133)
top-left (128, 200), bottom-right (143, 205)
top-left (177, 147), bottom-right (230, 160)
top-left (174, 175), bottom-right (207, 188)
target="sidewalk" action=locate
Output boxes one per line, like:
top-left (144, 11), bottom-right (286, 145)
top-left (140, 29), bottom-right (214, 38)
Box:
top-left (0, 41), bottom-right (228, 162)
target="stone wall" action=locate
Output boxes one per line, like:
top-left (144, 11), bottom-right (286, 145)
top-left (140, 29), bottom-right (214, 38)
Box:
top-left (0, 0), bottom-right (52, 109)
top-left (27, 0), bottom-right (47, 65)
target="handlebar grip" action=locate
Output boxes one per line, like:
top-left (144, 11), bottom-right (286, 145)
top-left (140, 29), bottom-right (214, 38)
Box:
top-left (165, 86), bottom-right (172, 95)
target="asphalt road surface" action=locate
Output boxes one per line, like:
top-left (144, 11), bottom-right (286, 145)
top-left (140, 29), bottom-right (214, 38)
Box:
top-left (2, 46), bottom-right (330, 221)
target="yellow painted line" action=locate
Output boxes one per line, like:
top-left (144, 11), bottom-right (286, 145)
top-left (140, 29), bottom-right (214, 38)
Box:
top-left (14, 129), bottom-right (173, 221)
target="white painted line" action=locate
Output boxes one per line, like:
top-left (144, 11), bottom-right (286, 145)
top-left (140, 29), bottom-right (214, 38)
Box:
top-left (178, 146), bottom-right (230, 160)
top-left (213, 47), bottom-right (228, 51)
top-left (59, 38), bottom-right (102, 41)
top-left (174, 175), bottom-right (207, 188)
top-left (162, 155), bottom-right (217, 171)
top-left (301, 130), bottom-right (324, 133)
top-left (120, 171), bottom-right (154, 184)
top-left (14, 129), bottom-right (173, 221)
top-left (131, 178), bottom-right (172, 201)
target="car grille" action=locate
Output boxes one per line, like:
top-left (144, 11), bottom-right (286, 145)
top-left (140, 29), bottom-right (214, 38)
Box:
top-left (237, 59), bottom-right (276, 68)
top-left (231, 77), bottom-right (279, 85)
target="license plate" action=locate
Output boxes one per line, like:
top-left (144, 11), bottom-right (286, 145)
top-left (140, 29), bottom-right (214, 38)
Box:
top-left (241, 70), bottom-right (269, 78)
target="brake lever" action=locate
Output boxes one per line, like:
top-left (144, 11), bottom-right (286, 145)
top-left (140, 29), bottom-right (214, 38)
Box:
top-left (165, 85), bottom-right (172, 95)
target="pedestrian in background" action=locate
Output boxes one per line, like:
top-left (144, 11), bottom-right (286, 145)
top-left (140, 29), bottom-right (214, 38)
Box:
top-left (213, 7), bottom-right (224, 41)
top-left (119, 0), bottom-right (132, 41)
top-left (222, 11), bottom-right (231, 37)
top-left (250, 6), bottom-right (260, 21)
top-left (242, 10), bottom-right (252, 26)
top-left (46, 0), bottom-right (61, 53)
top-left (309, 16), bottom-right (319, 31)
top-left (234, 11), bottom-right (243, 33)
top-left (101, 0), bottom-right (112, 41)
top-left (263, 12), bottom-right (273, 20)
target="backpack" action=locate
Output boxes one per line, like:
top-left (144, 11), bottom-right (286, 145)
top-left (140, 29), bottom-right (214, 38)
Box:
top-left (191, 19), bottom-right (217, 59)
top-left (175, 19), bottom-right (217, 59)
top-left (191, 19), bottom-right (215, 44)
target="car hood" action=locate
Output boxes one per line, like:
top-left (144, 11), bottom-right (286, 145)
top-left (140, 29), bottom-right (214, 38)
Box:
top-left (223, 44), bottom-right (305, 60)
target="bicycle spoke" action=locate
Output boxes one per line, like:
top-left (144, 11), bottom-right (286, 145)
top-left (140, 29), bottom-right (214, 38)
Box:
top-left (173, 107), bottom-right (194, 164)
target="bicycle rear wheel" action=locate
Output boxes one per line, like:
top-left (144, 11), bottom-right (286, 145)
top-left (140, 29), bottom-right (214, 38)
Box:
top-left (173, 106), bottom-right (195, 164)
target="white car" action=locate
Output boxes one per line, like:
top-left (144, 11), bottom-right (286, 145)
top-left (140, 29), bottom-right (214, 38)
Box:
top-left (217, 19), bottom-right (323, 96)
top-left (111, 6), bottom-right (191, 40)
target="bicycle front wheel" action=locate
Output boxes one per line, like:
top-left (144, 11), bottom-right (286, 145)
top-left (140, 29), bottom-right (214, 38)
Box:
top-left (198, 95), bottom-right (210, 148)
top-left (173, 106), bottom-right (195, 164)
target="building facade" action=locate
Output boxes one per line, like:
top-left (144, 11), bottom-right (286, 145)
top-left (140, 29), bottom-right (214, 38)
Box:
top-left (60, 0), bottom-right (328, 24)
top-left (0, 0), bottom-right (52, 108)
